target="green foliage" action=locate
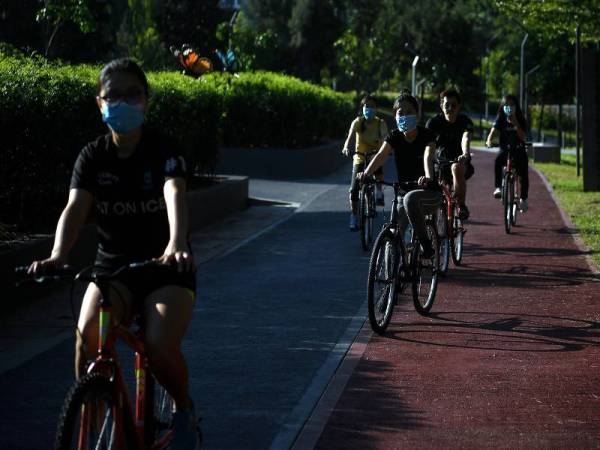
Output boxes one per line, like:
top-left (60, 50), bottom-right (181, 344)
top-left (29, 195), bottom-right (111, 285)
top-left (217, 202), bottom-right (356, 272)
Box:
top-left (117, 0), bottom-right (170, 70)
top-left (36, 0), bottom-right (96, 33)
top-left (494, 0), bottom-right (600, 43)
top-left (0, 54), bottom-right (353, 231)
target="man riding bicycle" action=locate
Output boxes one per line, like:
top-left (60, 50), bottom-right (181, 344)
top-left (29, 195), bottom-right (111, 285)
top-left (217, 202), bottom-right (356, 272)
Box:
top-left (358, 89), bottom-right (441, 258)
top-left (425, 88), bottom-right (474, 220)
top-left (27, 58), bottom-right (200, 449)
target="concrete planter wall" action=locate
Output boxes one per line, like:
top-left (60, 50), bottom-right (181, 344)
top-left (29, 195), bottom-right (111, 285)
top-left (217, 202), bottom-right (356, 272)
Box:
top-left (1, 175), bottom-right (248, 315)
top-left (216, 140), bottom-right (346, 179)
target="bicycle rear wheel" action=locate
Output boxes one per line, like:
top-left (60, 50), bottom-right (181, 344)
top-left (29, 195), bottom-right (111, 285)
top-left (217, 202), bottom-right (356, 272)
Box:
top-left (503, 173), bottom-right (514, 234)
top-left (437, 201), bottom-right (450, 275)
top-left (367, 229), bottom-right (399, 334)
top-left (450, 208), bottom-right (464, 266)
top-left (412, 223), bottom-right (439, 315)
top-left (360, 185), bottom-right (374, 251)
top-left (55, 373), bottom-right (134, 450)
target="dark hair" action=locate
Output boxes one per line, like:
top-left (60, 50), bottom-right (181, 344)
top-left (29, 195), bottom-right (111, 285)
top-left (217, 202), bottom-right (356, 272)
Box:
top-left (440, 88), bottom-right (461, 104)
top-left (393, 88), bottom-right (419, 116)
top-left (497, 94), bottom-right (527, 130)
top-left (98, 58), bottom-right (149, 96)
top-left (358, 94), bottom-right (377, 133)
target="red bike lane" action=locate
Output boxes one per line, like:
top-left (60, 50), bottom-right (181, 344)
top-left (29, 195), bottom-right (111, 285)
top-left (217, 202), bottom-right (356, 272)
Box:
top-left (313, 149), bottom-right (600, 449)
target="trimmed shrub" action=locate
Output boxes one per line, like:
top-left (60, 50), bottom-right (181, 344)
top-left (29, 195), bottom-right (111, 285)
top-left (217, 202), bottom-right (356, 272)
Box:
top-left (0, 54), bottom-right (354, 232)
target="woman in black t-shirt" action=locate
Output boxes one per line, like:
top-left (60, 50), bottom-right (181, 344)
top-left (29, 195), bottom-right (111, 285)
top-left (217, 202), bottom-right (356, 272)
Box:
top-left (486, 94), bottom-right (530, 212)
top-left (359, 90), bottom-right (441, 258)
top-left (28, 59), bottom-right (200, 448)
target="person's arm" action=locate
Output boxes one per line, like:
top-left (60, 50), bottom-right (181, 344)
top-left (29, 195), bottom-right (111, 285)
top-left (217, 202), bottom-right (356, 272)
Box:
top-left (486, 128), bottom-right (499, 147)
top-left (162, 177), bottom-right (194, 272)
top-left (342, 119), bottom-right (358, 156)
top-left (423, 143), bottom-right (436, 180)
top-left (459, 130), bottom-right (472, 161)
top-left (29, 189), bottom-right (93, 274)
top-left (363, 142), bottom-right (393, 177)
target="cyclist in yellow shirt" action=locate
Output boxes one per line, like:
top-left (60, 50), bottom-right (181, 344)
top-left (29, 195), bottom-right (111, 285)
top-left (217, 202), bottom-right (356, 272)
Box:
top-left (342, 95), bottom-right (388, 231)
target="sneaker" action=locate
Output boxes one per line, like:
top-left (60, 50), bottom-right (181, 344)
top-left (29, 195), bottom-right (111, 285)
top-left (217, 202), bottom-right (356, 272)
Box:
top-left (349, 214), bottom-right (358, 231)
top-left (170, 400), bottom-right (201, 450)
top-left (493, 188), bottom-right (501, 199)
top-left (458, 203), bottom-right (470, 221)
top-left (421, 239), bottom-right (435, 259)
top-left (375, 190), bottom-right (384, 206)
top-left (519, 198), bottom-right (528, 212)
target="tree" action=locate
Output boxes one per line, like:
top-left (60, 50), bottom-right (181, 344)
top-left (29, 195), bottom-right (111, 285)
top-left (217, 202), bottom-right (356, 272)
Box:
top-left (36, 0), bottom-right (96, 57)
top-left (495, 0), bottom-right (600, 43)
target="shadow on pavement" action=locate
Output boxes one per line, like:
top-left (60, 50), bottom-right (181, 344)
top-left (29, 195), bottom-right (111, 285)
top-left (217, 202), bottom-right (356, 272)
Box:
top-left (384, 310), bottom-right (600, 353)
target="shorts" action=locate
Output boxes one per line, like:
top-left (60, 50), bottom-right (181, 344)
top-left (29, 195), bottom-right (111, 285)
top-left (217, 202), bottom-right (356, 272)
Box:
top-left (439, 160), bottom-right (475, 185)
top-left (94, 260), bottom-right (197, 309)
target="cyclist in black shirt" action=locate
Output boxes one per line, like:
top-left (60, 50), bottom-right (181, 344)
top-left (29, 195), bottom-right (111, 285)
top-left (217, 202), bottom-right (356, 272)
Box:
top-left (358, 90), bottom-right (441, 258)
top-left (426, 89), bottom-right (474, 220)
top-left (28, 58), bottom-right (199, 449)
top-left (486, 94), bottom-right (530, 212)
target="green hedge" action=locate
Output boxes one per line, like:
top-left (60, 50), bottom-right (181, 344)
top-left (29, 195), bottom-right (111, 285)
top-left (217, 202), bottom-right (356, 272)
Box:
top-left (0, 54), bottom-right (353, 232)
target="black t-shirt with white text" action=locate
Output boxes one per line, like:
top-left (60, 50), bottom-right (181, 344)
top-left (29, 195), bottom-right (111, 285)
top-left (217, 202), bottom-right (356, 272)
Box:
top-left (70, 127), bottom-right (186, 268)
top-left (425, 113), bottom-right (473, 159)
top-left (385, 126), bottom-right (436, 182)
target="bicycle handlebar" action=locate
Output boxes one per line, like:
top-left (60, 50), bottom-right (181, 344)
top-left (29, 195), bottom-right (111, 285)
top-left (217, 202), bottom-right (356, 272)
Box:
top-left (14, 259), bottom-right (162, 286)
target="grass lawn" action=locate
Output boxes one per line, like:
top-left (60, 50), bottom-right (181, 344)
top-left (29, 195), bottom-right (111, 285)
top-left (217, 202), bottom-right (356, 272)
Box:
top-left (533, 154), bottom-right (600, 268)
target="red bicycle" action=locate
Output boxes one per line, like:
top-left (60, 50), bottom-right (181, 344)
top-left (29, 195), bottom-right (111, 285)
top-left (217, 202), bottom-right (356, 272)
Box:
top-left (435, 158), bottom-right (467, 274)
top-left (16, 262), bottom-right (199, 450)
top-left (501, 145), bottom-right (522, 234)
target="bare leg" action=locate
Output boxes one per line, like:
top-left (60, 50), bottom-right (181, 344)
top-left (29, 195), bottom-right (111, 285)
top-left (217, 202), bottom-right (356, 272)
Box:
top-left (144, 286), bottom-right (195, 412)
top-left (452, 163), bottom-right (467, 205)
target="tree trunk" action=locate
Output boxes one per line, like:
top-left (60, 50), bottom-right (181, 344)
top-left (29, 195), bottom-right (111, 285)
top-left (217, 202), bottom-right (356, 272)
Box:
top-left (558, 103), bottom-right (563, 148)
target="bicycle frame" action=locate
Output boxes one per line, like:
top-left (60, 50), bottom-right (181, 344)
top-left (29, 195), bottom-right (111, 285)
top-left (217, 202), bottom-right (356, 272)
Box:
top-left (80, 292), bottom-right (173, 450)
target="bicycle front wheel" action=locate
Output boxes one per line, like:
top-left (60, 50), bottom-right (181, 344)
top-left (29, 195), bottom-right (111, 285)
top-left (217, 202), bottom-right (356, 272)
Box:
top-left (451, 209), bottom-right (464, 266)
top-left (55, 372), bottom-right (134, 450)
top-left (145, 374), bottom-right (183, 449)
top-left (503, 173), bottom-right (514, 234)
top-left (412, 223), bottom-right (439, 315)
top-left (360, 186), bottom-right (373, 251)
top-left (437, 202), bottom-right (450, 275)
top-left (367, 229), bottom-right (400, 334)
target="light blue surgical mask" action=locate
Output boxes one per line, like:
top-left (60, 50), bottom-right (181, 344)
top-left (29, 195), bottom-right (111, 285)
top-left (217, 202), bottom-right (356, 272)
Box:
top-left (363, 106), bottom-right (376, 120)
top-left (503, 105), bottom-right (513, 116)
top-left (396, 114), bottom-right (418, 133)
top-left (101, 102), bottom-right (145, 134)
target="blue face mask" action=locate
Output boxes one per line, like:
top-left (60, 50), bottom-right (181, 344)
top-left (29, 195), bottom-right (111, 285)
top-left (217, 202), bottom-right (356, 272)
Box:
top-left (101, 102), bottom-right (145, 134)
top-left (396, 114), bottom-right (418, 133)
top-left (363, 106), bottom-right (376, 120)
top-left (503, 105), bottom-right (513, 116)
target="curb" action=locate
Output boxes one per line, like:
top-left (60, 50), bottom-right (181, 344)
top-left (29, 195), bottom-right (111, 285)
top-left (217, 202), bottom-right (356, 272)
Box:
top-left (216, 141), bottom-right (346, 179)
top-left (0, 175), bottom-right (249, 316)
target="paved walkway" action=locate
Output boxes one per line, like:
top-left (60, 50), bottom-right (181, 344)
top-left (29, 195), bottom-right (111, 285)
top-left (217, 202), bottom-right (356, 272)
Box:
top-left (2, 148), bottom-right (599, 449)
top-left (310, 148), bottom-right (600, 449)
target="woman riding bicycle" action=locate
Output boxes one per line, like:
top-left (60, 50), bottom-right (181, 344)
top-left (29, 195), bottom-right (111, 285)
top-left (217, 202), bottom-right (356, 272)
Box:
top-left (486, 94), bottom-right (530, 212)
top-left (358, 89), bottom-right (441, 258)
top-left (28, 58), bottom-right (199, 449)
top-left (342, 94), bottom-right (388, 231)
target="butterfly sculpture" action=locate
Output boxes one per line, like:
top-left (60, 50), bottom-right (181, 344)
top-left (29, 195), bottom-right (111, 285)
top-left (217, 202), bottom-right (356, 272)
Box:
top-left (214, 48), bottom-right (239, 73)
top-left (170, 44), bottom-right (213, 78)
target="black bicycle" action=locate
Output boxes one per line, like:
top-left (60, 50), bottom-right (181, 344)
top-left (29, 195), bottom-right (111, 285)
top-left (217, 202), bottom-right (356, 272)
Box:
top-left (367, 181), bottom-right (440, 334)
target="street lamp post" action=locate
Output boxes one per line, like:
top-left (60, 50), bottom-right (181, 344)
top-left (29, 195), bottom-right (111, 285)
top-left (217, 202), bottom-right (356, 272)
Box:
top-left (520, 33), bottom-right (529, 107)
top-left (524, 64), bottom-right (540, 139)
top-left (412, 56), bottom-right (420, 94)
